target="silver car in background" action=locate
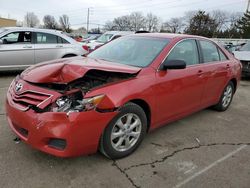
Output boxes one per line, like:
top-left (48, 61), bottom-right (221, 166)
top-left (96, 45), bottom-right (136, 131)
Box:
top-left (0, 27), bottom-right (88, 71)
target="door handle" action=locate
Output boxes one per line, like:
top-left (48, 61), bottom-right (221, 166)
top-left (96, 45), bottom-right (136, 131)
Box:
top-left (197, 70), bottom-right (203, 76)
top-left (23, 45), bottom-right (32, 48)
top-left (56, 45), bottom-right (63, 48)
top-left (226, 64), bottom-right (230, 69)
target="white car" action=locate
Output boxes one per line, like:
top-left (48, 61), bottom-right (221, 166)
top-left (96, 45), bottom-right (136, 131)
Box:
top-left (87, 31), bottom-right (134, 51)
top-left (233, 42), bottom-right (250, 77)
top-left (0, 27), bottom-right (88, 71)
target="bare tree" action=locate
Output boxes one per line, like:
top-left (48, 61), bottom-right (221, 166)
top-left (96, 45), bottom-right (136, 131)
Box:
top-left (43, 15), bottom-right (58, 29)
top-left (104, 21), bottom-right (116, 31)
top-left (24, 12), bottom-right (39, 27)
top-left (163, 17), bottom-right (184, 33)
top-left (211, 10), bottom-right (229, 32)
top-left (145, 13), bottom-right (160, 32)
top-left (130, 12), bottom-right (146, 31)
top-left (59, 14), bottom-right (71, 32)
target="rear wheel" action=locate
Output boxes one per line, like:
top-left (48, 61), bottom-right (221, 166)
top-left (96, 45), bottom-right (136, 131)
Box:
top-left (99, 103), bottom-right (147, 159)
top-left (214, 81), bottom-right (234, 111)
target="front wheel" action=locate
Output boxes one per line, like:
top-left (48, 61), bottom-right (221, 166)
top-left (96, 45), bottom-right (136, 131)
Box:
top-left (214, 81), bottom-right (234, 111)
top-left (99, 103), bottom-right (147, 159)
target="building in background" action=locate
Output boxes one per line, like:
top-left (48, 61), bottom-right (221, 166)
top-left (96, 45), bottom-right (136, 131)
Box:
top-left (0, 18), bottom-right (17, 27)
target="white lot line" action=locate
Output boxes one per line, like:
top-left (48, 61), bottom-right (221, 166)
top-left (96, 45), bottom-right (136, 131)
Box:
top-left (173, 145), bottom-right (248, 188)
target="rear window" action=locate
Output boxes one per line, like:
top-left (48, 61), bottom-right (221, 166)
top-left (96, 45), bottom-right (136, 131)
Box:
top-left (36, 32), bottom-right (57, 44)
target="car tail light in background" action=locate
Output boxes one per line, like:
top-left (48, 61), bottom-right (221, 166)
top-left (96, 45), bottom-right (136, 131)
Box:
top-left (82, 45), bottom-right (89, 51)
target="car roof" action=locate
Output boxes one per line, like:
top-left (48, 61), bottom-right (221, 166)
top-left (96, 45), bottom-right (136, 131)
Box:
top-left (132, 33), bottom-right (208, 40)
top-left (103, 31), bottom-right (135, 35)
top-left (2, 27), bottom-right (63, 34)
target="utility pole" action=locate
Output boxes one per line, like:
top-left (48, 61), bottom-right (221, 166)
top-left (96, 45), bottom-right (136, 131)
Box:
top-left (86, 8), bottom-right (90, 34)
top-left (247, 0), bottom-right (250, 12)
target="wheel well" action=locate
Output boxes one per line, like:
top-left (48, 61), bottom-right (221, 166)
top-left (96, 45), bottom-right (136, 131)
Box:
top-left (129, 99), bottom-right (151, 132)
top-left (230, 78), bottom-right (237, 93)
top-left (62, 54), bottom-right (77, 58)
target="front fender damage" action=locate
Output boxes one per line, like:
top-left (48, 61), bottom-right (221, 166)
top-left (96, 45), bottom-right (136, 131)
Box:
top-left (26, 69), bottom-right (138, 113)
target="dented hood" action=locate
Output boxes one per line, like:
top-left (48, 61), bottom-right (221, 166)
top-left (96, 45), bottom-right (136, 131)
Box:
top-left (21, 56), bottom-right (141, 84)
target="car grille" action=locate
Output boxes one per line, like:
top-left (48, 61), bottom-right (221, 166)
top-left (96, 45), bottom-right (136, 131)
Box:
top-left (11, 90), bottom-right (52, 111)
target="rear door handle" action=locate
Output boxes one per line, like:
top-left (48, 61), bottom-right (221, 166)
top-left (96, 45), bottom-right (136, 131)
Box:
top-left (197, 70), bottom-right (203, 76)
top-left (23, 46), bottom-right (32, 49)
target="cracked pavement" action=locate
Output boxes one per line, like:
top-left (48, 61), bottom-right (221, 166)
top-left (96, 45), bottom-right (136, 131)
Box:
top-left (0, 74), bottom-right (250, 188)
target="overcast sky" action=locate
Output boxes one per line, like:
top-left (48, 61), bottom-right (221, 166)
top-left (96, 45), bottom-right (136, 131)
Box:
top-left (0, 0), bottom-right (247, 29)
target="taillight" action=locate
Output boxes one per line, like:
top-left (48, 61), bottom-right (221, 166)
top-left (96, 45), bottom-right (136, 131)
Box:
top-left (82, 45), bottom-right (89, 51)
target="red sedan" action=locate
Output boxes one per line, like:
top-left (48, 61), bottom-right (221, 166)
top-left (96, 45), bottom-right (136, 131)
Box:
top-left (6, 33), bottom-right (241, 159)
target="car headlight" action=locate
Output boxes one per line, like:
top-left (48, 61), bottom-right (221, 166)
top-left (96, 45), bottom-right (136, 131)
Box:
top-left (53, 94), bottom-right (105, 113)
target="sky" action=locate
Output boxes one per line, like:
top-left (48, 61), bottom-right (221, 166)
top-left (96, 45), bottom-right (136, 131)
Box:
top-left (0, 0), bottom-right (248, 29)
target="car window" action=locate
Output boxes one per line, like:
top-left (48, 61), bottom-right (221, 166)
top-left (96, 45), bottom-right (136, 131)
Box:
top-left (57, 36), bottom-right (70, 44)
top-left (218, 49), bottom-right (228, 61)
top-left (96, 34), bottom-right (113, 43)
top-left (166, 39), bottom-right (199, 66)
top-left (200, 40), bottom-right (220, 63)
top-left (36, 32), bottom-right (57, 44)
top-left (240, 42), bottom-right (250, 51)
top-left (0, 31), bottom-right (31, 44)
top-left (88, 36), bottom-right (169, 67)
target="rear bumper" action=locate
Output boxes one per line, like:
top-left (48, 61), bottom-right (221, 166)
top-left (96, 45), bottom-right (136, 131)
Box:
top-left (6, 98), bottom-right (117, 157)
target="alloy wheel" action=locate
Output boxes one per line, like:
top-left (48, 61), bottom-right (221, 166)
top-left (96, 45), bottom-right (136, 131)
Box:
top-left (111, 113), bottom-right (142, 152)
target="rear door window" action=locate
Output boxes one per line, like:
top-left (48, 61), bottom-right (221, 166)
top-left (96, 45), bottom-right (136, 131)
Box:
top-left (200, 40), bottom-right (220, 63)
top-left (36, 32), bottom-right (57, 44)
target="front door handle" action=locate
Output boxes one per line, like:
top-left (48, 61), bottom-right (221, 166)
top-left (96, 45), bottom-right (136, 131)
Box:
top-left (56, 45), bottom-right (63, 48)
top-left (23, 46), bottom-right (32, 49)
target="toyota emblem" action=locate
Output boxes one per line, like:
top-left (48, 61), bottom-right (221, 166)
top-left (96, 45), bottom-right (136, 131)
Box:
top-left (15, 83), bottom-right (23, 92)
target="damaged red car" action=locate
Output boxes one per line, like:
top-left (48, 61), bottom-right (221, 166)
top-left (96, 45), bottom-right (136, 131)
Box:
top-left (6, 33), bottom-right (241, 159)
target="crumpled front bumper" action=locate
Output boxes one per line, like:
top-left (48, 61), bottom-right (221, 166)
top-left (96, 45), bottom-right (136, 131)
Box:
top-left (6, 95), bottom-right (118, 157)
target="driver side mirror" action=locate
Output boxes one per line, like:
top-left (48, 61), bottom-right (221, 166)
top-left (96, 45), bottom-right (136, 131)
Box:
top-left (0, 39), bottom-right (3, 44)
top-left (160, 59), bottom-right (186, 70)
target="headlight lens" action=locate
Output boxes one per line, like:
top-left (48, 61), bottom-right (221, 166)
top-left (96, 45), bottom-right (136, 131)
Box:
top-left (53, 94), bottom-right (105, 113)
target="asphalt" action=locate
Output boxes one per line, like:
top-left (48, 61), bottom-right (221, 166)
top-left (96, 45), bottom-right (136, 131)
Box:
top-left (0, 73), bottom-right (250, 188)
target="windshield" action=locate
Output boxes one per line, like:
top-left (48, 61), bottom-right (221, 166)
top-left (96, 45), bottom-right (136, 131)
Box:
top-left (96, 34), bottom-right (113, 43)
top-left (88, 36), bottom-right (170, 67)
top-left (240, 43), bottom-right (250, 51)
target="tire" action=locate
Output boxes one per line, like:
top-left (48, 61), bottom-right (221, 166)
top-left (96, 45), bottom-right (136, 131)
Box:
top-left (99, 102), bottom-right (147, 159)
top-left (214, 81), bottom-right (234, 111)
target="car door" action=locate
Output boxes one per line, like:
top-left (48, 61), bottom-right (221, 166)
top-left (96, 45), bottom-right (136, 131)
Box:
top-left (0, 31), bottom-right (34, 68)
top-left (34, 32), bottom-right (65, 63)
top-left (198, 40), bottom-right (231, 106)
top-left (155, 39), bottom-right (207, 125)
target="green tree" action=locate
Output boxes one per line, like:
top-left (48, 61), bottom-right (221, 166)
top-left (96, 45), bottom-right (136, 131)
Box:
top-left (185, 11), bottom-right (218, 37)
top-left (237, 11), bottom-right (250, 38)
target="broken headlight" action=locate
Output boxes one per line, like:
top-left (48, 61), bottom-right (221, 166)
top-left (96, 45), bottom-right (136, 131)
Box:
top-left (53, 94), bottom-right (105, 113)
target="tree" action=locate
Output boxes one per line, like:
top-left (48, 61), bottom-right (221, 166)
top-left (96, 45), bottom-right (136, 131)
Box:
top-left (185, 11), bottom-right (218, 37)
top-left (163, 17), bottom-right (184, 33)
top-left (113, 15), bottom-right (132, 31)
top-left (104, 21), bottom-right (116, 31)
top-left (145, 13), bottom-right (160, 32)
top-left (237, 11), bottom-right (250, 38)
top-left (130, 12), bottom-right (146, 31)
top-left (211, 10), bottom-right (228, 32)
top-left (43, 15), bottom-right (58, 29)
top-left (59, 14), bottom-right (71, 33)
top-left (24, 12), bottom-right (39, 27)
